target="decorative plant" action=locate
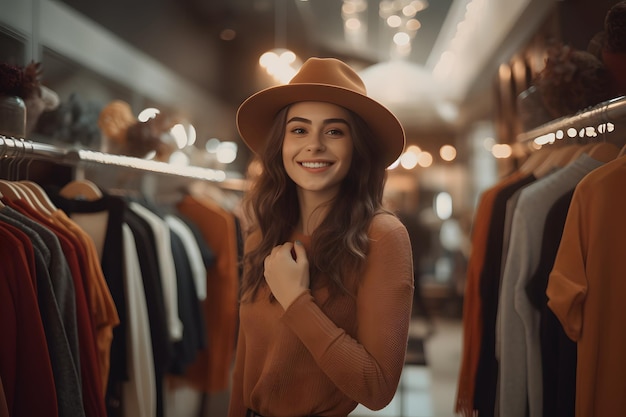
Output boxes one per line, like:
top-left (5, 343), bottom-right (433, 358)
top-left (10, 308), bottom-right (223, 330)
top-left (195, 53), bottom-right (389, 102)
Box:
top-left (0, 61), bottom-right (60, 136)
top-left (0, 61), bottom-right (42, 101)
top-left (534, 42), bottom-right (613, 119)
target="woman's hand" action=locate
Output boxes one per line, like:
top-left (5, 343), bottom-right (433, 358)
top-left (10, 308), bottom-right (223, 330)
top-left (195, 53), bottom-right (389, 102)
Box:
top-left (264, 240), bottom-right (310, 309)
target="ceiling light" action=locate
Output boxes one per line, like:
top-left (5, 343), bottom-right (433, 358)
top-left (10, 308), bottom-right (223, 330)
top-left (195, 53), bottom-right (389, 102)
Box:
top-left (403, 5), bottom-right (417, 16)
top-left (343, 0), bottom-right (368, 46)
top-left (393, 32), bottom-right (411, 46)
top-left (259, 48), bottom-right (301, 84)
top-left (216, 141), bottom-right (238, 164)
top-left (400, 151), bottom-right (419, 169)
top-left (345, 17), bottom-right (362, 31)
top-left (407, 144), bottom-right (421, 154)
top-left (491, 144), bottom-right (512, 158)
top-left (406, 19), bottom-right (421, 31)
top-left (219, 28), bottom-right (236, 41)
top-left (440, 145), bottom-right (457, 161)
top-left (387, 15), bottom-right (402, 27)
top-left (378, 0), bottom-right (428, 59)
top-left (259, 0), bottom-right (301, 84)
top-left (417, 151), bottom-right (433, 167)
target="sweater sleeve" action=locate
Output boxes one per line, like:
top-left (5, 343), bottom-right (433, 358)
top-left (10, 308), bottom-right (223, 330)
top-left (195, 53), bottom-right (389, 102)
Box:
top-left (281, 218), bottom-right (414, 410)
top-left (547, 188), bottom-right (588, 342)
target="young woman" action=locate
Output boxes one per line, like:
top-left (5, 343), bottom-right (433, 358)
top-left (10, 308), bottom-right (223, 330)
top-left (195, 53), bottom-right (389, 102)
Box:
top-left (228, 57), bottom-right (414, 417)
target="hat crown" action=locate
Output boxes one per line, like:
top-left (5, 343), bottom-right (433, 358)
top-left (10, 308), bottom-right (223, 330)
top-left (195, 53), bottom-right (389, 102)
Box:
top-left (289, 58), bottom-right (367, 96)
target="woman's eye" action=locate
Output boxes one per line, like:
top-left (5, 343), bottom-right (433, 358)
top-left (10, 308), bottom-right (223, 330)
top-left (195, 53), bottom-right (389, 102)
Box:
top-left (326, 128), bottom-right (344, 136)
top-left (290, 127), bottom-right (306, 135)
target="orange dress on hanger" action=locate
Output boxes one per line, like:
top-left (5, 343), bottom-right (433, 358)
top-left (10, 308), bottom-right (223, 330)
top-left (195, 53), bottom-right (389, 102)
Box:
top-left (547, 155), bottom-right (626, 417)
top-left (176, 193), bottom-right (240, 393)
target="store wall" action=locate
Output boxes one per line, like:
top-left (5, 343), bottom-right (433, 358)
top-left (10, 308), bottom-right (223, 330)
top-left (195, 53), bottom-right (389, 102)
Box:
top-left (0, 0), bottom-right (238, 155)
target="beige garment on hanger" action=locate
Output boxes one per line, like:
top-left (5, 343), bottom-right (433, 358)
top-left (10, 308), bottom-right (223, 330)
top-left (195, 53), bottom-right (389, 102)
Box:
top-left (587, 142), bottom-right (620, 163)
top-left (569, 143), bottom-right (596, 162)
top-left (533, 145), bottom-right (578, 178)
top-left (60, 179), bottom-right (108, 260)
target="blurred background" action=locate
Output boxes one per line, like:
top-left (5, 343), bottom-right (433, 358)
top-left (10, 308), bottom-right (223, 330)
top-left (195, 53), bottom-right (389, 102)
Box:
top-left (1, 1), bottom-right (624, 416)
top-left (2, 0), bottom-right (618, 308)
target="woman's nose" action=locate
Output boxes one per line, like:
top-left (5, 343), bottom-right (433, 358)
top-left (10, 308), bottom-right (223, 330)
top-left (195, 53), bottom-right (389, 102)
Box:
top-left (306, 133), bottom-right (326, 152)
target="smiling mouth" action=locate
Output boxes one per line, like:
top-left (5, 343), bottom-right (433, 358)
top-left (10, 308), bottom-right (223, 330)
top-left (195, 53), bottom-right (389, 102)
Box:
top-left (300, 161), bottom-right (332, 169)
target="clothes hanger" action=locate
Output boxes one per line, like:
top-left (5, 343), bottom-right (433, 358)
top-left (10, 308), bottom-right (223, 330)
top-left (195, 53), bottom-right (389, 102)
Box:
top-left (9, 141), bottom-right (57, 214)
top-left (15, 181), bottom-right (54, 216)
top-left (0, 179), bottom-right (26, 201)
top-left (587, 142), bottom-right (620, 163)
top-left (60, 179), bottom-right (107, 260)
top-left (532, 145), bottom-right (573, 178)
top-left (59, 179), bottom-right (103, 201)
top-left (518, 147), bottom-right (551, 174)
top-left (20, 180), bottom-right (58, 213)
top-left (553, 144), bottom-right (582, 166)
top-left (568, 142), bottom-right (596, 162)
top-left (0, 139), bottom-right (51, 213)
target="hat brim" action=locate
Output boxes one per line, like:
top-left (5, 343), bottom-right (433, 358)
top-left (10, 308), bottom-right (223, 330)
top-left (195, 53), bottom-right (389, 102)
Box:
top-left (236, 83), bottom-right (405, 167)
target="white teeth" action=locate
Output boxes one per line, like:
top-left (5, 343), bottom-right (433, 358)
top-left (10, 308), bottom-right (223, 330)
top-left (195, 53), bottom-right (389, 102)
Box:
top-left (301, 161), bottom-right (331, 168)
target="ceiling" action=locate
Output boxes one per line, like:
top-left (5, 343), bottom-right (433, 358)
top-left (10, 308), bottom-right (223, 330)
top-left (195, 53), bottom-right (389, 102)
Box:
top-left (58, 0), bottom-right (553, 141)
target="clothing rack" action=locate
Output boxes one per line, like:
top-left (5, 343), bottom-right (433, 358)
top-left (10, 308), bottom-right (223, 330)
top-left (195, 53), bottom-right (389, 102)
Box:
top-left (516, 95), bottom-right (626, 145)
top-left (0, 135), bottom-right (241, 185)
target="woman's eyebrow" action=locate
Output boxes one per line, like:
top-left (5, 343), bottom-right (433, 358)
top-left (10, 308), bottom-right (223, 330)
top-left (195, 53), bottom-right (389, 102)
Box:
top-left (287, 116), bottom-right (311, 124)
top-left (286, 117), bottom-right (349, 125)
top-left (323, 118), bottom-right (349, 125)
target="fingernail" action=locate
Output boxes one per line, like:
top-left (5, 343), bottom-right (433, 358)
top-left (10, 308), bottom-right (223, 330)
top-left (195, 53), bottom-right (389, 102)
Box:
top-left (295, 240), bottom-right (302, 245)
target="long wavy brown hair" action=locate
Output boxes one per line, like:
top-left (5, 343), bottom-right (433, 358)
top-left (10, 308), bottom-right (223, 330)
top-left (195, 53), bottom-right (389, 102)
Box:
top-left (240, 104), bottom-right (391, 302)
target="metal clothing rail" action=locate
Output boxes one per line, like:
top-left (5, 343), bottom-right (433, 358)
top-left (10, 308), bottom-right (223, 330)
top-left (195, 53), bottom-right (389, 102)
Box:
top-left (516, 95), bottom-right (626, 144)
top-left (0, 135), bottom-right (233, 183)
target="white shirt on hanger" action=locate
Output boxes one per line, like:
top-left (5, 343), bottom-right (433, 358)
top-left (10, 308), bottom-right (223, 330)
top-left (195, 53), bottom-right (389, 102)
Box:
top-left (165, 214), bottom-right (207, 301)
top-left (129, 201), bottom-right (183, 342)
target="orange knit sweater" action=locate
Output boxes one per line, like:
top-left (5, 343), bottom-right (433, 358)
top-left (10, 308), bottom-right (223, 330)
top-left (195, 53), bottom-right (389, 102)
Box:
top-left (227, 213), bottom-right (414, 417)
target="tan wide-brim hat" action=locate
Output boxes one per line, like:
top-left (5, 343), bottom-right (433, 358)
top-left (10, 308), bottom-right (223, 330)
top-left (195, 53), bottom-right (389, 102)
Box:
top-left (236, 57), bottom-right (406, 167)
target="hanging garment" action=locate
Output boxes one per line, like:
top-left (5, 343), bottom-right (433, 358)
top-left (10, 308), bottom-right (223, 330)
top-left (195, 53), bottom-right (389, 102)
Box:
top-left (129, 201), bottom-right (183, 342)
top-left (0, 376), bottom-right (9, 417)
top-left (123, 206), bottom-right (172, 417)
top-left (0, 222), bottom-right (58, 417)
top-left (455, 170), bottom-right (526, 416)
top-left (1, 202), bottom-right (85, 417)
top-left (165, 214), bottom-right (208, 301)
top-left (14, 201), bottom-right (109, 417)
top-left (167, 220), bottom-right (208, 375)
top-left (472, 172), bottom-right (536, 417)
top-left (46, 190), bottom-right (129, 417)
top-left (53, 209), bottom-right (119, 396)
top-left (547, 155), bottom-right (626, 417)
top-left (176, 193), bottom-right (240, 393)
top-left (120, 223), bottom-right (157, 417)
top-left (497, 154), bottom-right (604, 417)
top-left (525, 189), bottom-right (576, 417)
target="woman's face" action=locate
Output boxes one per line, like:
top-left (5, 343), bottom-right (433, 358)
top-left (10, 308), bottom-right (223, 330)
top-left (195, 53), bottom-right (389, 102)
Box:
top-left (282, 101), bottom-right (354, 200)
